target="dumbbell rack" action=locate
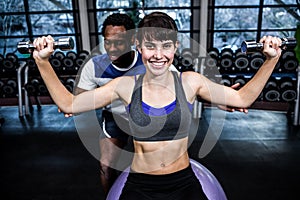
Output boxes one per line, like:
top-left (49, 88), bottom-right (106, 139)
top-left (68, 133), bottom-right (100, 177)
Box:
top-left (2, 48), bottom-right (300, 124)
top-left (1, 53), bottom-right (21, 107)
top-left (10, 50), bottom-right (89, 118)
top-left (16, 62), bottom-right (79, 117)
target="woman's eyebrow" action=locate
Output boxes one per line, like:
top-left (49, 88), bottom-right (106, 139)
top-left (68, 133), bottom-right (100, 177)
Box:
top-left (144, 41), bottom-right (173, 44)
top-left (144, 41), bottom-right (154, 44)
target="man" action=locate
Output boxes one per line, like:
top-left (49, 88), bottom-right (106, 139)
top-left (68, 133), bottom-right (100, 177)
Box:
top-left (74, 13), bottom-right (143, 196)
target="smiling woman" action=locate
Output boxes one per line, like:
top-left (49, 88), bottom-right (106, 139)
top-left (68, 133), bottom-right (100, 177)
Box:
top-left (32, 11), bottom-right (281, 200)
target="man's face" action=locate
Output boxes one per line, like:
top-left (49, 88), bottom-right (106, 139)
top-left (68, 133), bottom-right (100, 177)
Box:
top-left (103, 25), bottom-right (132, 62)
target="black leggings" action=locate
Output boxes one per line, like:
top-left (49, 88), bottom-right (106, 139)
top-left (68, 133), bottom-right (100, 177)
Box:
top-left (119, 165), bottom-right (208, 200)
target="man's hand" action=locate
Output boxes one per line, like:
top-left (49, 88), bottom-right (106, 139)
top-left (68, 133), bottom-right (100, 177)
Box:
top-left (217, 83), bottom-right (248, 113)
top-left (58, 108), bottom-right (73, 117)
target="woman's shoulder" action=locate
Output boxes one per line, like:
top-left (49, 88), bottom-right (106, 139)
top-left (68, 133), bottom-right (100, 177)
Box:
top-left (181, 71), bottom-right (202, 82)
top-left (111, 75), bottom-right (136, 86)
top-left (111, 76), bottom-right (136, 103)
top-left (180, 71), bottom-right (206, 97)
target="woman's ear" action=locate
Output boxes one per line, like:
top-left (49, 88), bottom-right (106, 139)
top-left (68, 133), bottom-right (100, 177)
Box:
top-left (136, 40), bottom-right (142, 53)
top-left (174, 41), bottom-right (179, 52)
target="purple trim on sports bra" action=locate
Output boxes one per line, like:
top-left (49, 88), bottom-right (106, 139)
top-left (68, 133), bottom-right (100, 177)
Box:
top-left (126, 101), bottom-right (193, 116)
top-left (126, 72), bottom-right (193, 116)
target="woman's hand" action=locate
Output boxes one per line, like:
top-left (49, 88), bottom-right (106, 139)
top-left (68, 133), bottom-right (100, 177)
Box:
top-left (32, 35), bottom-right (55, 61)
top-left (260, 36), bottom-right (282, 60)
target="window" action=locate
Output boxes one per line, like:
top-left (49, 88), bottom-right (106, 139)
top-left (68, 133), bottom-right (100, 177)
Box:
top-left (209, 0), bottom-right (299, 50)
top-left (2, 0), bottom-right (298, 56)
top-left (0, 0), bottom-right (79, 57)
top-left (88, 0), bottom-right (194, 52)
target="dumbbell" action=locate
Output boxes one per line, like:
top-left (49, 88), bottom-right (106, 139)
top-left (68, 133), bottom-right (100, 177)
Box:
top-left (75, 50), bottom-right (90, 68)
top-left (279, 76), bottom-right (297, 102)
top-left (65, 78), bottom-right (75, 92)
top-left (2, 79), bottom-right (18, 97)
top-left (63, 51), bottom-right (78, 72)
top-left (241, 37), bottom-right (296, 53)
top-left (264, 77), bottom-right (280, 102)
top-left (234, 53), bottom-right (249, 71)
top-left (180, 48), bottom-right (195, 72)
top-left (281, 50), bottom-right (298, 72)
top-left (219, 48), bottom-right (234, 72)
top-left (17, 37), bottom-right (74, 54)
top-left (219, 74), bottom-right (232, 86)
top-left (233, 75), bottom-right (248, 88)
top-left (205, 48), bottom-right (219, 69)
top-left (249, 52), bottom-right (265, 71)
top-left (38, 83), bottom-right (49, 96)
top-left (2, 53), bottom-right (18, 73)
top-left (49, 51), bottom-right (66, 71)
top-left (25, 79), bottom-right (40, 95)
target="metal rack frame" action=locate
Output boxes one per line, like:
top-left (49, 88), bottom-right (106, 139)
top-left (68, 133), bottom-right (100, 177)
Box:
top-left (17, 61), bottom-right (30, 117)
top-left (293, 64), bottom-right (300, 126)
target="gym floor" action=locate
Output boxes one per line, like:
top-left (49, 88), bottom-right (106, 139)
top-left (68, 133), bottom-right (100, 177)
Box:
top-left (1, 104), bottom-right (300, 200)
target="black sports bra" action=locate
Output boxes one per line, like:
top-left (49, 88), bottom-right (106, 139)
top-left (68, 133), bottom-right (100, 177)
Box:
top-left (127, 71), bottom-right (192, 142)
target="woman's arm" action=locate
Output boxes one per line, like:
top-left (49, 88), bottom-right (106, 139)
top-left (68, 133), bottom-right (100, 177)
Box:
top-left (187, 36), bottom-right (282, 108)
top-left (32, 35), bottom-right (120, 114)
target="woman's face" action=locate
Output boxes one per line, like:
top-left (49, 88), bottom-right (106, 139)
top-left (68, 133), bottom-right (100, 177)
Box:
top-left (139, 39), bottom-right (177, 75)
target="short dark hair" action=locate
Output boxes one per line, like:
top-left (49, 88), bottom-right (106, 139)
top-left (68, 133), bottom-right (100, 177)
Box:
top-left (101, 13), bottom-right (135, 36)
top-left (137, 12), bottom-right (178, 44)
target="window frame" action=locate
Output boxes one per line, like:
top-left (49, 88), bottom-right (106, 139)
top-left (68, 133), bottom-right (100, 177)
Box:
top-left (207, 0), bottom-right (299, 49)
top-left (0, 0), bottom-right (82, 56)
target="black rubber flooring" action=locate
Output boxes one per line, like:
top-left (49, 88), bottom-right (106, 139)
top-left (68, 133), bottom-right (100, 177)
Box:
top-left (1, 105), bottom-right (300, 200)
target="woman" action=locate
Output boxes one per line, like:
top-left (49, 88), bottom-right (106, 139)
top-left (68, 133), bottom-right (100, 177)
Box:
top-left (33, 12), bottom-right (281, 200)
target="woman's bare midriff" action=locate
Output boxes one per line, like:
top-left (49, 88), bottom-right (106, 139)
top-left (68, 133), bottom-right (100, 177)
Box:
top-left (130, 137), bottom-right (190, 174)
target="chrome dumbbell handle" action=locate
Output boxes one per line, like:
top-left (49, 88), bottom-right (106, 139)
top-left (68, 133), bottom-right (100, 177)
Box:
top-left (241, 37), bottom-right (297, 53)
top-left (17, 37), bottom-right (74, 54)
